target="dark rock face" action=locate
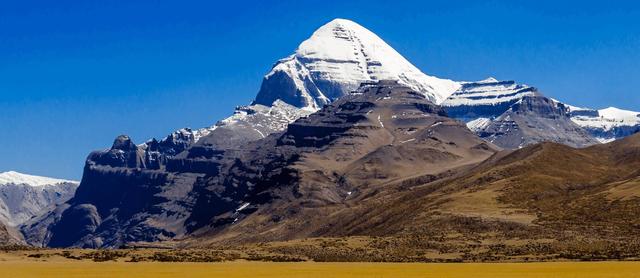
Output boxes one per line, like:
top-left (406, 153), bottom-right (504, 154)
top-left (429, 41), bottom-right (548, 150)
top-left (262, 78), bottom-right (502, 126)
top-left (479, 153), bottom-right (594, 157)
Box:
top-left (569, 109), bottom-right (599, 118)
top-left (584, 125), bottom-right (640, 141)
top-left (29, 100), bottom-right (309, 248)
top-left (29, 131), bottom-right (215, 247)
top-left (88, 135), bottom-right (146, 168)
top-left (48, 204), bottom-right (101, 247)
top-left (44, 163), bottom-right (176, 248)
top-left (479, 96), bottom-right (599, 149)
top-left (254, 64), bottom-right (328, 109)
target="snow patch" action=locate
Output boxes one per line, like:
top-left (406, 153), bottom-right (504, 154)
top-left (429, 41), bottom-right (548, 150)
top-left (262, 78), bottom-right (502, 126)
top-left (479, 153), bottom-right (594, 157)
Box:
top-left (399, 138), bottom-right (416, 144)
top-left (466, 118), bottom-right (492, 132)
top-left (0, 171), bottom-right (77, 187)
top-left (236, 202), bottom-right (250, 212)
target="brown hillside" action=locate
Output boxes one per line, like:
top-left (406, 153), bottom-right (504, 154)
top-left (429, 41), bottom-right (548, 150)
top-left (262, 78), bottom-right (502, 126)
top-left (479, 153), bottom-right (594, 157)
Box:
top-left (187, 130), bottom-right (640, 261)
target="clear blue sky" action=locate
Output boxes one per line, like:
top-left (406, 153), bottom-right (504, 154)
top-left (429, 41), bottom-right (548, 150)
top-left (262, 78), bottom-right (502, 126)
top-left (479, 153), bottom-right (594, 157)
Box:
top-left (2, 0), bottom-right (639, 179)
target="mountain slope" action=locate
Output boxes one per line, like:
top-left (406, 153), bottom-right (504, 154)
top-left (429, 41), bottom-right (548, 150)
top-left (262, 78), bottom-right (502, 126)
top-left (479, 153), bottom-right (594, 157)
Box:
top-left (254, 18), bottom-right (460, 110)
top-left (194, 133), bottom-right (640, 261)
top-left (428, 132), bottom-right (640, 241)
top-left (39, 81), bottom-right (496, 248)
top-left (0, 171), bottom-right (77, 227)
top-left (189, 88), bottom-right (640, 252)
top-left (442, 78), bottom-right (599, 149)
top-left (186, 80), bottom-right (498, 245)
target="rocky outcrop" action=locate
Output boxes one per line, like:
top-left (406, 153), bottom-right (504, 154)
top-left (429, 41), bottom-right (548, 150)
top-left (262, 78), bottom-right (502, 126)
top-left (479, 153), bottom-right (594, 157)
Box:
top-left (22, 133), bottom-right (218, 247)
top-left (0, 222), bottom-right (20, 245)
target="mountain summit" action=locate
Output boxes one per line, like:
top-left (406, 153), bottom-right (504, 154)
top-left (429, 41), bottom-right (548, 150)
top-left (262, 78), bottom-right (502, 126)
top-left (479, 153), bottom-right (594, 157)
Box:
top-left (0, 171), bottom-right (75, 187)
top-left (254, 18), bottom-right (460, 110)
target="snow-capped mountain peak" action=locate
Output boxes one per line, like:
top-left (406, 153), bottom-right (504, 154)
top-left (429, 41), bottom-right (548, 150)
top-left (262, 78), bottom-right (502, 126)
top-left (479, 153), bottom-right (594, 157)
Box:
top-left (254, 18), bottom-right (460, 110)
top-left (599, 107), bottom-right (640, 119)
top-left (0, 171), bottom-right (77, 187)
top-left (479, 77), bottom-right (499, 83)
top-left (566, 105), bottom-right (640, 143)
top-left (0, 171), bottom-right (78, 227)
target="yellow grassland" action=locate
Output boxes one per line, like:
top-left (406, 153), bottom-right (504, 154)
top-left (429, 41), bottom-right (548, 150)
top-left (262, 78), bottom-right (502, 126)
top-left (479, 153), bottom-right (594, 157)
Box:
top-left (1, 261), bottom-right (640, 278)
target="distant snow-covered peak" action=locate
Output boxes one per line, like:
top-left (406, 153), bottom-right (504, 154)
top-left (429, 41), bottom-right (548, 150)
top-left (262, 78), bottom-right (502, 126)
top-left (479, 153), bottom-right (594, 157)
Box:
top-left (0, 171), bottom-right (77, 187)
top-left (479, 77), bottom-right (499, 83)
top-left (568, 105), bottom-right (640, 128)
top-left (442, 78), bottom-right (537, 107)
top-left (254, 18), bottom-right (460, 110)
top-left (599, 107), bottom-right (640, 119)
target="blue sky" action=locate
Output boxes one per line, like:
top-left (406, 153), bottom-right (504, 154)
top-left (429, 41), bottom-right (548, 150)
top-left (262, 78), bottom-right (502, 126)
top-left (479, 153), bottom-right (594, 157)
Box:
top-left (1, 0), bottom-right (639, 179)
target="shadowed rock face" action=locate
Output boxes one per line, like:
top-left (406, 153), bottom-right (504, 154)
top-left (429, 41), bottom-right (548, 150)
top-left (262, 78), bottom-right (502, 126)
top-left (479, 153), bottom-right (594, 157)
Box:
top-left (25, 132), bottom-right (216, 247)
top-left (584, 125), bottom-right (640, 142)
top-left (43, 162), bottom-right (177, 248)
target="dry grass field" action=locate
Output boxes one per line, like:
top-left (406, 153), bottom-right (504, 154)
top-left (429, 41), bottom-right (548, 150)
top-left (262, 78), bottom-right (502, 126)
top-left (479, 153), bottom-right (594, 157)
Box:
top-left (1, 246), bottom-right (639, 278)
top-left (1, 261), bottom-right (640, 278)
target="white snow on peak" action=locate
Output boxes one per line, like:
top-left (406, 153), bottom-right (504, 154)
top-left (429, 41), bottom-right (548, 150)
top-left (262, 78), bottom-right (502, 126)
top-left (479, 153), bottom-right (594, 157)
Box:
top-left (0, 171), bottom-right (77, 187)
top-left (480, 77), bottom-right (498, 83)
top-left (260, 18), bottom-right (460, 109)
top-left (599, 107), bottom-right (640, 120)
top-left (571, 106), bottom-right (640, 131)
top-left (442, 79), bottom-right (536, 107)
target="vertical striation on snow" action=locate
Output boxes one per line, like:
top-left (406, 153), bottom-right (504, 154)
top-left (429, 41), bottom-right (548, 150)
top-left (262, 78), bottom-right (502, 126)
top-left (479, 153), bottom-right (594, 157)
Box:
top-left (254, 18), bottom-right (461, 110)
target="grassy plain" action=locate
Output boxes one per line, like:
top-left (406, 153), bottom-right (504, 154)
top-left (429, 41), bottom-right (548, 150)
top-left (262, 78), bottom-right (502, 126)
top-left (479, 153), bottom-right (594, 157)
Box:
top-left (1, 261), bottom-right (640, 278)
